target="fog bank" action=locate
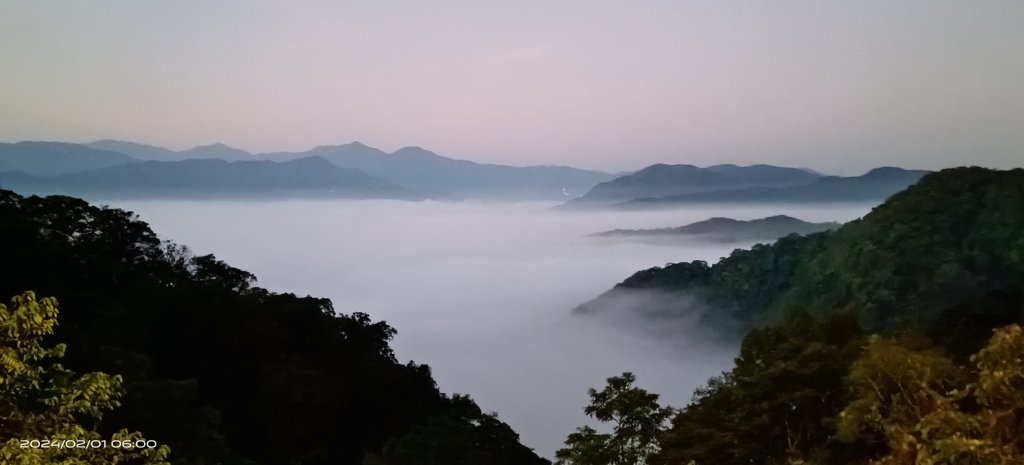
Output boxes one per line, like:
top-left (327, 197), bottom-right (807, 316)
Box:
top-left (108, 199), bottom-right (873, 457)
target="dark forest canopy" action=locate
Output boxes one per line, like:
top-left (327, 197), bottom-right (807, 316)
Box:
top-left (0, 189), bottom-right (548, 465)
top-left (577, 167), bottom-right (1024, 348)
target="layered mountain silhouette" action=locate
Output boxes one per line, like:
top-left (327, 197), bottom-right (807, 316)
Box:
top-left (558, 164), bottom-right (927, 209)
top-left (0, 142), bottom-right (136, 175)
top-left (560, 163), bottom-right (821, 208)
top-left (263, 142), bottom-right (616, 199)
top-left (0, 139), bottom-right (927, 204)
top-left (0, 140), bottom-right (614, 200)
top-left (0, 156), bottom-right (419, 200)
top-left (88, 140), bottom-right (255, 162)
top-left (616, 167), bottom-right (927, 208)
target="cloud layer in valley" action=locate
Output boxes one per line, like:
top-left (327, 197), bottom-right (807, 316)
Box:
top-left (108, 199), bottom-right (874, 456)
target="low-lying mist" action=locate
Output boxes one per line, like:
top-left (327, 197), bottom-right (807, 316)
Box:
top-left (106, 199), bottom-right (874, 457)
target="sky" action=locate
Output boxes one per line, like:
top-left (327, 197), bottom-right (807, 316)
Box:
top-left (0, 1), bottom-right (1021, 173)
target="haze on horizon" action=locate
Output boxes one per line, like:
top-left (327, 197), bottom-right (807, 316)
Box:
top-left (1, 1), bottom-right (1021, 174)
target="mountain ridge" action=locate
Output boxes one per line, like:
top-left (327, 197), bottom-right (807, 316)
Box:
top-left (591, 215), bottom-right (841, 242)
top-left (0, 141), bottom-right (137, 175)
top-left (0, 156), bottom-right (421, 200)
top-left (560, 163), bottom-right (824, 208)
top-left (613, 166), bottom-right (927, 209)
top-left (576, 167), bottom-right (1024, 347)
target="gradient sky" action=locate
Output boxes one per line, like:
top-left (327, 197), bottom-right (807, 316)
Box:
top-left (1, 1), bottom-right (1021, 173)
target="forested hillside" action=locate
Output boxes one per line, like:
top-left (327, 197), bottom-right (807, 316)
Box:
top-left (560, 167), bottom-right (1024, 465)
top-left (0, 189), bottom-right (547, 465)
top-left (579, 167), bottom-right (1024, 346)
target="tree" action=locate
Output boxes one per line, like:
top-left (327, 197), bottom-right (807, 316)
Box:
top-left (0, 189), bottom-right (548, 465)
top-left (837, 325), bottom-right (1024, 464)
top-left (554, 426), bottom-right (611, 465)
top-left (362, 395), bottom-right (549, 465)
top-left (651, 311), bottom-right (864, 465)
top-left (555, 372), bottom-right (673, 465)
top-left (0, 291), bottom-right (170, 464)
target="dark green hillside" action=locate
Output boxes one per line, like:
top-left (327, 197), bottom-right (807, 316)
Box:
top-left (579, 167), bottom-right (1024, 346)
top-left (561, 168), bottom-right (1024, 465)
top-left (0, 189), bottom-right (546, 465)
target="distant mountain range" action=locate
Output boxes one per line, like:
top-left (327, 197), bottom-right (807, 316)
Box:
top-left (0, 139), bottom-right (928, 203)
top-left (0, 140), bottom-right (615, 200)
top-left (0, 156), bottom-right (419, 200)
top-left (263, 142), bottom-right (616, 199)
top-left (562, 164), bottom-right (821, 208)
top-left (0, 142), bottom-right (136, 176)
top-left (615, 167), bottom-right (928, 208)
top-left (591, 215), bottom-right (840, 243)
top-left (88, 140), bottom-right (255, 162)
top-left (558, 164), bottom-right (927, 209)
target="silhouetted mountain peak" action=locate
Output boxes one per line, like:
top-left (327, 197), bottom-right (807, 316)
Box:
top-left (191, 142), bottom-right (230, 150)
top-left (181, 143), bottom-right (252, 160)
top-left (562, 163), bottom-right (822, 206)
top-left (392, 146), bottom-right (443, 158)
top-left (862, 166), bottom-right (920, 178)
top-left (0, 141), bottom-right (135, 176)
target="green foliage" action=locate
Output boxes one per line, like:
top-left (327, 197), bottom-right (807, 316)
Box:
top-left (556, 372), bottom-right (673, 465)
top-left (363, 395), bottom-right (547, 465)
top-left (0, 291), bottom-right (170, 464)
top-left (0, 191), bottom-right (546, 465)
top-left (554, 427), bottom-right (612, 465)
top-left (597, 167), bottom-right (1024, 465)
top-left (607, 167), bottom-right (1024, 346)
top-left (836, 325), bottom-right (1024, 464)
top-left (651, 312), bottom-right (863, 465)
top-left (652, 317), bottom-right (1024, 465)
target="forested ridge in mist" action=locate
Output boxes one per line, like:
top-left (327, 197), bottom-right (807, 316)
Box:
top-left (0, 189), bottom-right (548, 465)
top-left (579, 167), bottom-right (1024, 342)
top-left (559, 166), bottom-right (1024, 464)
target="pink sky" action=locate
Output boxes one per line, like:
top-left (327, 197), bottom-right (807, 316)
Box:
top-left (1, 0), bottom-right (1021, 173)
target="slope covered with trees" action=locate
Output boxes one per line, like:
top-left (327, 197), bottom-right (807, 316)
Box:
top-left (0, 291), bottom-right (171, 465)
top-left (579, 167), bottom-right (1024, 345)
top-left (560, 167), bottom-right (1024, 465)
top-left (0, 189), bottom-right (546, 465)
top-left (643, 313), bottom-right (1024, 465)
